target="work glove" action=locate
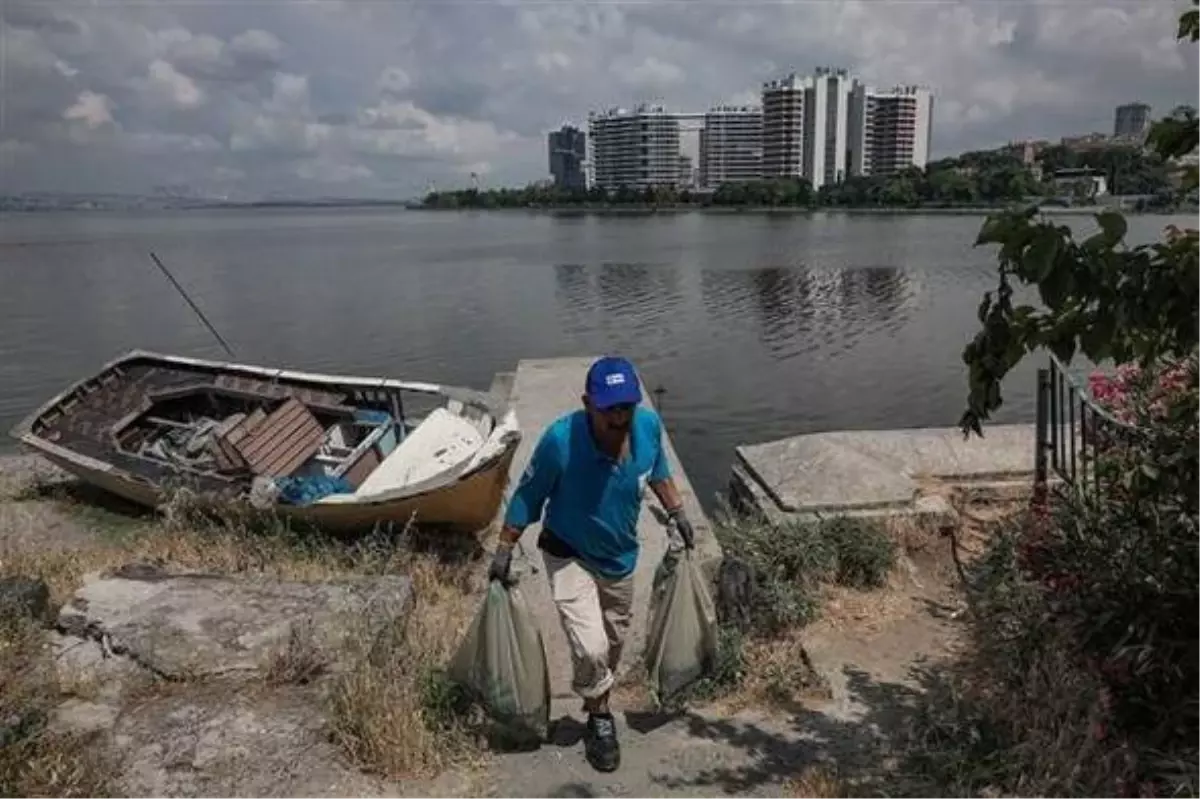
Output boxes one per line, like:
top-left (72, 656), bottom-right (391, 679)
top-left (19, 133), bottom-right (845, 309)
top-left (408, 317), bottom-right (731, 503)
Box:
top-left (488, 544), bottom-right (514, 585)
top-left (668, 507), bottom-right (695, 551)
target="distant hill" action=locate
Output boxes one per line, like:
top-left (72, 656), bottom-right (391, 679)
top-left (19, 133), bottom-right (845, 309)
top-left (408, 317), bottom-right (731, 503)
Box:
top-left (0, 193), bottom-right (414, 212)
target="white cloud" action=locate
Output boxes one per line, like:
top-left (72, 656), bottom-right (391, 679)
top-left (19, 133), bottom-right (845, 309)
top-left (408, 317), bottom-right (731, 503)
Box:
top-left (126, 131), bottom-right (221, 153)
top-left (535, 51), bottom-right (571, 73)
top-left (265, 72), bottom-right (311, 114)
top-left (293, 157), bottom-right (374, 184)
top-left (145, 59), bottom-right (205, 109)
top-left (62, 90), bottom-right (115, 129)
top-left (229, 29), bottom-right (283, 62)
top-left (353, 99), bottom-right (519, 159)
top-left (611, 55), bottom-right (685, 91)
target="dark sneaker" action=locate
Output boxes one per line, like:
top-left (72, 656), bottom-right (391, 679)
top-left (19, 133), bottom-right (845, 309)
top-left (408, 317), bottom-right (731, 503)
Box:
top-left (585, 712), bottom-right (620, 772)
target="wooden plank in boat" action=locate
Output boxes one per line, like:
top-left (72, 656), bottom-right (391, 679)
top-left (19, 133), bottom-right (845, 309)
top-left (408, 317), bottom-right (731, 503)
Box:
top-left (214, 374), bottom-right (347, 409)
top-left (214, 408), bottom-right (266, 472)
top-left (343, 448), bottom-right (381, 488)
top-left (232, 398), bottom-right (323, 478)
top-left (238, 402), bottom-right (308, 462)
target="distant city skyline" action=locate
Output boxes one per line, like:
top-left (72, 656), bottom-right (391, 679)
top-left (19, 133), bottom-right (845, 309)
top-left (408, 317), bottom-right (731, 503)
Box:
top-left (546, 89), bottom-right (1166, 195)
top-left (547, 66), bottom-right (935, 192)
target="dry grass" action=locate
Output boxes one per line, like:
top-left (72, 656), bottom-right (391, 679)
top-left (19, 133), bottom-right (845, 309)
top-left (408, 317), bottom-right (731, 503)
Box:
top-left (0, 616), bottom-right (117, 797)
top-left (0, 477), bottom-right (440, 606)
top-left (326, 551), bottom-right (484, 779)
top-left (781, 762), bottom-right (847, 798)
top-left (264, 617), bottom-right (328, 686)
top-left (0, 464), bottom-right (492, 789)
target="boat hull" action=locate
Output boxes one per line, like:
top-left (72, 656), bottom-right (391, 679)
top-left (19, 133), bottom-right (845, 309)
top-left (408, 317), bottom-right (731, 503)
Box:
top-left (27, 437), bottom-right (518, 534)
top-left (12, 349), bottom-right (522, 534)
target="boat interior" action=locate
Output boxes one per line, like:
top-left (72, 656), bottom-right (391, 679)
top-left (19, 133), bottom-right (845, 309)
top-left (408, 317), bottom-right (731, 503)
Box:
top-left (20, 353), bottom-right (508, 506)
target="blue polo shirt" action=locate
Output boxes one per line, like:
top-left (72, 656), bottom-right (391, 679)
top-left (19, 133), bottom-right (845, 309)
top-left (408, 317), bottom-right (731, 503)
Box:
top-left (504, 407), bottom-right (672, 580)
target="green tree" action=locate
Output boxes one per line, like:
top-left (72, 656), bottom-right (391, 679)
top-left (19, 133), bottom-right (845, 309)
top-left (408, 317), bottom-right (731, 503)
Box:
top-left (960, 0), bottom-right (1199, 437)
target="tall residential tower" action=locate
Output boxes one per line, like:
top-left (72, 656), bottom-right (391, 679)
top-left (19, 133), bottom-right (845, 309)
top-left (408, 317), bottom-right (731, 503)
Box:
top-left (588, 105), bottom-right (682, 190)
top-left (762, 73), bottom-right (807, 180)
top-left (547, 125), bottom-right (588, 190)
top-left (700, 105), bottom-right (763, 187)
top-left (804, 67), bottom-right (854, 187)
top-left (1113, 102), bottom-right (1152, 139)
top-left (848, 84), bottom-right (934, 177)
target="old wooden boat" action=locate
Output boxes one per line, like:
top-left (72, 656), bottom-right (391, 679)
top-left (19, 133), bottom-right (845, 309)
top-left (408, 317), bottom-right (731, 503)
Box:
top-left (10, 350), bottom-right (521, 532)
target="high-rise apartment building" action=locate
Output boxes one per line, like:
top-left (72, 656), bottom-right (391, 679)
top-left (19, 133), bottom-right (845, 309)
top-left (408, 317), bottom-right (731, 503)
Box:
top-left (848, 84), bottom-right (933, 177)
top-left (699, 105), bottom-right (763, 188)
top-left (762, 68), bottom-right (863, 188)
top-left (547, 125), bottom-right (587, 190)
top-left (804, 67), bottom-right (854, 188)
top-left (588, 105), bottom-right (681, 190)
top-left (762, 74), bottom-right (807, 179)
top-left (1113, 103), bottom-right (1152, 139)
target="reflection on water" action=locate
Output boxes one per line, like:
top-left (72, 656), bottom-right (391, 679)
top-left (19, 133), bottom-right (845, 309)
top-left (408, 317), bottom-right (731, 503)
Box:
top-left (697, 265), bottom-right (910, 361)
top-left (553, 261), bottom-right (687, 351)
top-left (1, 208), bottom-right (1192, 507)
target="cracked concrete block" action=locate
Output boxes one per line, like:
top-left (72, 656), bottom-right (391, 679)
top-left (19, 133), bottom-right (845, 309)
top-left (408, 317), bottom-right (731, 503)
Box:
top-left (55, 568), bottom-right (413, 681)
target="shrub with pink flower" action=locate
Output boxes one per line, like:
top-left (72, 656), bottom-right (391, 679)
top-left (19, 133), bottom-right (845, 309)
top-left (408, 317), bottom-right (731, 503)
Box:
top-left (1088, 356), bottom-right (1198, 427)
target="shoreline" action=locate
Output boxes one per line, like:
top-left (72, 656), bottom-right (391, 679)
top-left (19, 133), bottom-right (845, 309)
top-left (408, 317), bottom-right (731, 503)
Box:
top-left (3, 202), bottom-right (1191, 217)
top-left (407, 204), bottom-right (1192, 217)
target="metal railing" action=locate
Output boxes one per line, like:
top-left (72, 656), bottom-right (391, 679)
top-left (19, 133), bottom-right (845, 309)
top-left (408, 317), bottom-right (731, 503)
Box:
top-left (1035, 354), bottom-right (1139, 498)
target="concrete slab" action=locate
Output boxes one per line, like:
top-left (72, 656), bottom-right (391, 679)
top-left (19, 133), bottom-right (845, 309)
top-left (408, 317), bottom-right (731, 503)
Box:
top-left (502, 357), bottom-right (721, 699)
top-left (58, 566), bottom-right (414, 680)
top-left (735, 424), bottom-right (1036, 516)
top-left (735, 435), bottom-right (917, 513)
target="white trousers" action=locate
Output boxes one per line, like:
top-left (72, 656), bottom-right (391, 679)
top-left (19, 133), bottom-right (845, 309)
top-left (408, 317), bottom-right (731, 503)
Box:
top-left (543, 552), bottom-right (636, 699)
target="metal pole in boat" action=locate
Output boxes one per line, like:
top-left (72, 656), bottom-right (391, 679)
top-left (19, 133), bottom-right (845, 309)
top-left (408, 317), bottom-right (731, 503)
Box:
top-left (148, 251), bottom-right (237, 359)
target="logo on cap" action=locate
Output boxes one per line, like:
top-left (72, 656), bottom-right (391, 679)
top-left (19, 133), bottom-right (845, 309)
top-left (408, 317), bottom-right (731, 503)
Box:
top-left (605, 373), bottom-right (626, 387)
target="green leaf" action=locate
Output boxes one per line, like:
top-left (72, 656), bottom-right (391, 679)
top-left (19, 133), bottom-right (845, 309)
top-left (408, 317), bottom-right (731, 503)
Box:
top-left (1050, 335), bottom-right (1076, 364)
top-left (1180, 7), bottom-right (1199, 41)
top-left (986, 380), bottom-right (1002, 409)
top-left (1038, 264), bottom-right (1071, 311)
top-left (1079, 313), bottom-right (1116, 362)
top-left (1095, 211), bottom-right (1128, 247)
top-left (1025, 228), bottom-right (1061, 282)
top-left (959, 410), bottom-right (983, 438)
top-left (977, 292), bottom-right (992, 323)
top-left (975, 216), bottom-right (1008, 246)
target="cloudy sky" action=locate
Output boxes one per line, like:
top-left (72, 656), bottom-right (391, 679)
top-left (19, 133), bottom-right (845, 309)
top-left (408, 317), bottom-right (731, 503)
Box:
top-left (2, 0), bottom-right (1196, 199)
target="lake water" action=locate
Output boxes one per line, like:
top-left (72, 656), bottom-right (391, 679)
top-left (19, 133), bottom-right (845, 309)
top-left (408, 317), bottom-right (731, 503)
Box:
top-left (0, 208), bottom-right (1190, 506)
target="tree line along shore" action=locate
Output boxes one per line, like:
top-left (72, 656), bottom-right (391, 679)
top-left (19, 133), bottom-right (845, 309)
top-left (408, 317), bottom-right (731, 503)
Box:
top-left (421, 133), bottom-right (1198, 212)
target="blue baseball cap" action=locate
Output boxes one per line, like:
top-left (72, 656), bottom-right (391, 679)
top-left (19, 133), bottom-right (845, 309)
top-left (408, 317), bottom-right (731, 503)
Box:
top-left (585, 356), bottom-right (643, 410)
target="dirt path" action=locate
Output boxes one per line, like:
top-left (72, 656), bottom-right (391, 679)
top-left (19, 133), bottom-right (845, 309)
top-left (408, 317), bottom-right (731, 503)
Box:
top-left (418, 543), bottom-right (970, 798)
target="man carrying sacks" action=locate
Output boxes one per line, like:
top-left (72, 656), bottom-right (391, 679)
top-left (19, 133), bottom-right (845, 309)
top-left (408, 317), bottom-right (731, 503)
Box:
top-left (488, 356), bottom-right (697, 773)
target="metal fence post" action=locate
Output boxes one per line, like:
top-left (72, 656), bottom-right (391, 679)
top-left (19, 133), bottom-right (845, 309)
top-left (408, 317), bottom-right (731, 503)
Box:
top-left (1035, 368), bottom-right (1049, 502)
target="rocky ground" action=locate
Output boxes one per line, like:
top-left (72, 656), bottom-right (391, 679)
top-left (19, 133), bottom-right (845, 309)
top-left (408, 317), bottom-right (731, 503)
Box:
top-left (0, 453), bottom-right (1003, 797)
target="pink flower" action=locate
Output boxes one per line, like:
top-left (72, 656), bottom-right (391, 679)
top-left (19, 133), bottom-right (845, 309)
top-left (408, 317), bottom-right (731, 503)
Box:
top-left (1116, 363), bottom-right (1142, 382)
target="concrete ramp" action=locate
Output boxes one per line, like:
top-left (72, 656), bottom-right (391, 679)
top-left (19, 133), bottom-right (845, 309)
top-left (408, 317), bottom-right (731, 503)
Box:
top-left (731, 424), bottom-right (1038, 524)
top-left (501, 357), bottom-right (721, 700)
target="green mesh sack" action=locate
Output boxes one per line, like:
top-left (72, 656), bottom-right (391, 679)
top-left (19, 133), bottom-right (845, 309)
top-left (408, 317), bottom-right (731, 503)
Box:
top-left (449, 579), bottom-right (550, 741)
top-left (644, 549), bottom-right (719, 701)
